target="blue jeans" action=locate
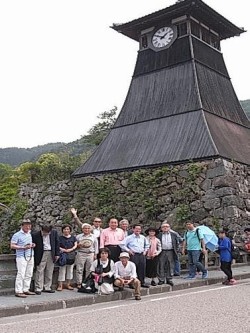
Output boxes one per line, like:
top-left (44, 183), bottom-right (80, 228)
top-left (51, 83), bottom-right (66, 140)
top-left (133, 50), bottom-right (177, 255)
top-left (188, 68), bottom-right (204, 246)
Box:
top-left (187, 250), bottom-right (206, 277)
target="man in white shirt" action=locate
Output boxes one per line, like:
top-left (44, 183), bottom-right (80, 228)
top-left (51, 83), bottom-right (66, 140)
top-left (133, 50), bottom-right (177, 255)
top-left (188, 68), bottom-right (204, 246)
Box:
top-left (10, 219), bottom-right (36, 298)
top-left (114, 252), bottom-right (141, 300)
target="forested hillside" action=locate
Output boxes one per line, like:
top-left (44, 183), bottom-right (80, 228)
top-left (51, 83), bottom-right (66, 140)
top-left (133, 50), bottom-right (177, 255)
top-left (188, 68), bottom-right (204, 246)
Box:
top-left (0, 140), bottom-right (93, 167)
top-left (241, 99), bottom-right (250, 118)
top-left (0, 102), bottom-right (249, 167)
top-left (0, 107), bottom-right (117, 166)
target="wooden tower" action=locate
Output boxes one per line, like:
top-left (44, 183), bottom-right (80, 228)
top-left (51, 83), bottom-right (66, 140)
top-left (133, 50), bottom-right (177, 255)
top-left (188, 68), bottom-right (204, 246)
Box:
top-left (73, 0), bottom-right (250, 177)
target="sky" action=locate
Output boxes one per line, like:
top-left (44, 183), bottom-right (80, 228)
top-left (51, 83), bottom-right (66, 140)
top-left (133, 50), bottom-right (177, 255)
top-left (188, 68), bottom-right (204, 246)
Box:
top-left (0, 0), bottom-right (249, 149)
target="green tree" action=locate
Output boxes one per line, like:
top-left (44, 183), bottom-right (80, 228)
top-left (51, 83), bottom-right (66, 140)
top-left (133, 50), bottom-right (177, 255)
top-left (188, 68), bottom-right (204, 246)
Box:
top-left (0, 163), bottom-right (13, 179)
top-left (85, 106), bottom-right (118, 145)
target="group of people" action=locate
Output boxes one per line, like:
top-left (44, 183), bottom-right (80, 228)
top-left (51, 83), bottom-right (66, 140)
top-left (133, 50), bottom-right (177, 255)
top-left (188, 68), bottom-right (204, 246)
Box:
top-left (11, 221), bottom-right (62, 297)
top-left (10, 210), bottom-right (241, 300)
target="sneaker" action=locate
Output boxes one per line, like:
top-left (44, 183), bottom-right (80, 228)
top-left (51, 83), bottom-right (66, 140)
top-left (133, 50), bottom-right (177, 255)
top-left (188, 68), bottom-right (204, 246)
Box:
top-left (158, 281), bottom-right (165, 285)
top-left (202, 270), bottom-right (208, 279)
top-left (222, 280), bottom-right (230, 285)
top-left (229, 279), bottom-right (237, 285)
top-left (184, 275), bottom-right (196, 279)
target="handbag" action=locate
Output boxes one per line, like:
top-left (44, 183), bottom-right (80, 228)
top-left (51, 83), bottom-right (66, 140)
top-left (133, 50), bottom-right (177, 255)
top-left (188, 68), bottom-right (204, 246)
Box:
top-left (78, 274), bottom-right (96, 293)
top-left (58, 252), bottom-right (67, 266)
top-left (231, 245), bottom-right (240, 260)
top-left (66, 251), bottom-right (76, 265)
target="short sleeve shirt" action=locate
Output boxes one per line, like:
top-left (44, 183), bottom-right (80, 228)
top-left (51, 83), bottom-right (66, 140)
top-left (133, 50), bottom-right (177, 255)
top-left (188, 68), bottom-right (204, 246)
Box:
top-left (11, 229), bottom-right (33, 258)
top-left (186, 228), bottom-right (203, 250)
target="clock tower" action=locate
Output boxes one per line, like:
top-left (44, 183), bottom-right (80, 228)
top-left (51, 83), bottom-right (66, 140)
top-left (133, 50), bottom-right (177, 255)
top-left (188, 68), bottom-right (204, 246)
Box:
top-left (73, 0), bottom-right (250, 177)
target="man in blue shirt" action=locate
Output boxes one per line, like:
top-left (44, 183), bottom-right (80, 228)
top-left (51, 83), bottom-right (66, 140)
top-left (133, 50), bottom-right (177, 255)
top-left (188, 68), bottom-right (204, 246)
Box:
top-left (10, 219), bottom-right (36, 298)
top-left (182, 219), bottom-right (208, 279)
top-left (121, 224), bottom-right (150, 287)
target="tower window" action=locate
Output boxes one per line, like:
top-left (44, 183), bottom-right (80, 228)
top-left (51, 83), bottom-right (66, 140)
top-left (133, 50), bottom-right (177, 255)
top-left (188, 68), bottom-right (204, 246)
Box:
top-left (191, 20), bottom-right (200, 38)
top-left (210, 33), bottom-right (220, 50)
top-left (177, 22), bottom-right (187, 37)
top-left (141, 35), bottom-right (148, 49)
top-left (201, 26), bottom-right (210, 44)
top-left (190, 19), bottom-right (220, 50)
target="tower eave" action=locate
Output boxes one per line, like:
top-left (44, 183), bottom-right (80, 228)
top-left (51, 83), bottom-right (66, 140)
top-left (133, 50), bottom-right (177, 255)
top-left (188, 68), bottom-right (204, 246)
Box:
top-left (111, 0), bottom-right (245, 42)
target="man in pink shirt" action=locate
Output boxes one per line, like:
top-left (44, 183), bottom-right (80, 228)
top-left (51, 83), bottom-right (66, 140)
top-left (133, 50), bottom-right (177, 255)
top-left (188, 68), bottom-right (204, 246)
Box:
top-left (100, 218), bottom-right (125, 262)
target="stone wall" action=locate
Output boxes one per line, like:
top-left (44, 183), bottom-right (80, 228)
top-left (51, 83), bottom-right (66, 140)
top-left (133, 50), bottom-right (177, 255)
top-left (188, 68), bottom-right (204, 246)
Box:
top-left (1, 158), bottom-right (249, 242)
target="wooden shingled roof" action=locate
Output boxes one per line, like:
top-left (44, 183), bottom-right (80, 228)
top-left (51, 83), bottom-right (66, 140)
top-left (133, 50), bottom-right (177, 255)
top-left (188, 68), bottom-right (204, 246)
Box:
top-left (72, 1), bottom-right (250, 178)
top-left (111, 0), bottom-right (245, 41)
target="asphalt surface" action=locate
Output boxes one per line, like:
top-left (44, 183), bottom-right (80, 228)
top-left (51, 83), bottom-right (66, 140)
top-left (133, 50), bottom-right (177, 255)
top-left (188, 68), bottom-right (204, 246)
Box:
top-left (0, 264), bottom-right (249, 319)
top-left (1, 279), bottom-right (250, 333)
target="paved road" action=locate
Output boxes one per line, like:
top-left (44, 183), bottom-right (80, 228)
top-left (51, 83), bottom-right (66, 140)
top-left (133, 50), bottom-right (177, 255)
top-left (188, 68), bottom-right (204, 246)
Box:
top-left (0, 279), bottom-right (249, 333)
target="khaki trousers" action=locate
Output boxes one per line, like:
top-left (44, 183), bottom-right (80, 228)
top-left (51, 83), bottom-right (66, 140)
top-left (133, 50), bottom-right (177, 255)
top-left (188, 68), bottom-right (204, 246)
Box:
top-left (75, 252), bottom-right (94, 284)
top-left (35, 251), bottom-right (54, 291)
top-left (114, 278), bottom-right (141, 297)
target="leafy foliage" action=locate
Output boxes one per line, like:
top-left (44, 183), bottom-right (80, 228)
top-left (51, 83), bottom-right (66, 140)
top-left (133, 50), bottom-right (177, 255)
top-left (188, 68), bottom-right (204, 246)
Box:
top-left (240, 99), bottom-right (250, 119)
top-left (85, 106), bottom-right (118, 145)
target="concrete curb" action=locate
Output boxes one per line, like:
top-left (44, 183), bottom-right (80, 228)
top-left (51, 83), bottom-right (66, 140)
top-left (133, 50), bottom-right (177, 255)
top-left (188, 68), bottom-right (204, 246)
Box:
top-left (0, 272), bottom-right (249, 319)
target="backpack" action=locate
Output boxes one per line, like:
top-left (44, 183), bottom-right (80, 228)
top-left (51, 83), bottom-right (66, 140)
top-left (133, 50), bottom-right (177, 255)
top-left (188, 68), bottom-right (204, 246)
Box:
top-left (184, 228), bottom-right (200, 241)
top-left (230, 240), bottom-right (240, 260)
top-left (217, 238), bottom-right (240, 260)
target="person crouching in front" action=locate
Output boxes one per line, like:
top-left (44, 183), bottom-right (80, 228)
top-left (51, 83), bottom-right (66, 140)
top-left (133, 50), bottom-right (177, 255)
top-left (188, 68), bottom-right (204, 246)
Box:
top-left (114, 252), bottom-right (141, 300)
top-left (90, 247), bottom-right (115, 295)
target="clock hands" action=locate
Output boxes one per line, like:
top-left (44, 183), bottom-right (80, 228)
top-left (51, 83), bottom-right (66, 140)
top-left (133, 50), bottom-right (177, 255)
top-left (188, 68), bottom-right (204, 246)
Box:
top-left (152, 27), bottom-right (175, 48)
top-left (154, 32), bottom-right (171, 40)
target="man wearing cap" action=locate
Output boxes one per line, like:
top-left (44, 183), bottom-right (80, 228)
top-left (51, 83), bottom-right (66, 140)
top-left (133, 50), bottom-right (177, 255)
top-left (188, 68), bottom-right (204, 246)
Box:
top-left (10, 219), bottom-right (36, 298)
top-left (70, 208), bottom-right (103, 245)
top-left (75, 222), bottom-right (99, 289)
top-left (121, 224), bottom-right (150, 288)
top-left (114, 252), bottom-right (141, 300)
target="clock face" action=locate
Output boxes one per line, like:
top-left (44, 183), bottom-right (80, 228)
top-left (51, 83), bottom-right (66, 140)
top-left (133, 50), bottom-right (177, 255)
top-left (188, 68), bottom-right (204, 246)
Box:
top-left (152, 27), bottom-right (175, 48)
